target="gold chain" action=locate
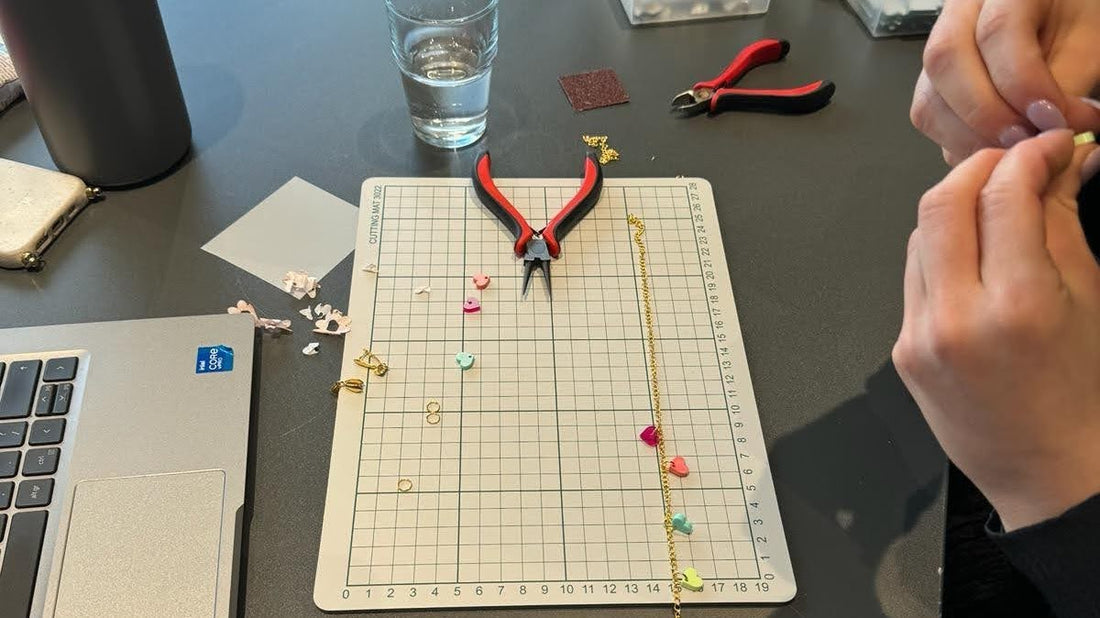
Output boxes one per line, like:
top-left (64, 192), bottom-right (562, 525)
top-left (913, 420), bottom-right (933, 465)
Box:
top-left (628, 214), bottom-right (682, 617)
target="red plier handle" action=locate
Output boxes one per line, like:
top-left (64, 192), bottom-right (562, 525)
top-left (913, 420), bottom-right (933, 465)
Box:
top-left (694, 38), bottom-right (792, 92)
top-left (472, 152), bottom-right (603, 259)
top-left (473, 153), bottom-right (536, 256)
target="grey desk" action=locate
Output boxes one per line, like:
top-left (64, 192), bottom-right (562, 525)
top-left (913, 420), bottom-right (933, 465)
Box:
top-left (0, 0), bottom-right (948, 616)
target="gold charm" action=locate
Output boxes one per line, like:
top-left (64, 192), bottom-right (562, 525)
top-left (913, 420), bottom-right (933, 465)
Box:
top-left (397, 478), bottom-right (413, 492)
top-left (354, 349), bottom-right (389, 376)
top-left (425, 400), bottom-right (442, 425)
top-left (330, 378), bottom-right (365, 395)
top-left (582, 135), bottom-right (621, 165)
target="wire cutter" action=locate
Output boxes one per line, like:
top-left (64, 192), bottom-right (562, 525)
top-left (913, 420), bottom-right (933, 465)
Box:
top-left (670, 38), bottom-right (835, 116)
top-left (472, 151), bottom-right (603, 300)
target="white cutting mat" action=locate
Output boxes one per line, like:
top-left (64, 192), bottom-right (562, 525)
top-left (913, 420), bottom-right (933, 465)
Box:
top-left (314, 177), bottom-right (794, 611)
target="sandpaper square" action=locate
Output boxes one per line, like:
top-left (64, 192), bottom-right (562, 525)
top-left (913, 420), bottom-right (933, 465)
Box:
top-left (558, 68), bottom-right (630, 112)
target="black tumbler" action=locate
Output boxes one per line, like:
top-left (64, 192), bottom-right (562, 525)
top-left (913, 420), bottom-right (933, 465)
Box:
top-left (0, 0), bottom-right (191, 187)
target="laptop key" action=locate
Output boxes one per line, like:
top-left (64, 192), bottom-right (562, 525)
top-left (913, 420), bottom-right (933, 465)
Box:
top-left (0, 422), bottom-right (26, 448)
top-left (29, 418), bottom-right (65, 446)
top-left (42, 357), bottom-right (78, 382)
top-left (0, 481), bottom-right (12, 509)
top-left (35, 384), bottom-right (55, 416)
top-left (0, 452), bottom-right (18, 479)
top-left (15, 479), bottom-right (52, 508)
top-left (22, 448), bottom-right (59, 476)
top-left (0, 510), bottom-right (48, 617)
top-left (51, 383), bottom-right (73, 415)
top-left (0, 360), bottom-right (41, 419)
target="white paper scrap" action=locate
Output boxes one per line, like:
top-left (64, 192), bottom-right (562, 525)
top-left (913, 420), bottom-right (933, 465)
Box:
top-left (227, 300), bottom-right (292, 333)
top-left (313, 309), bottom-right (351, 336)
top-left (283, 270), bottom-right (320, 300)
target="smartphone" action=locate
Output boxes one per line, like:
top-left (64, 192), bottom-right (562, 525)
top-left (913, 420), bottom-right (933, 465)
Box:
top-left (0, 158), bottom-right (98, 270)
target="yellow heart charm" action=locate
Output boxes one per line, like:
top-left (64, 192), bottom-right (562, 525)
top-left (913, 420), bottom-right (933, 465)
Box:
top-left (679, 567), bottom-right (704, 592)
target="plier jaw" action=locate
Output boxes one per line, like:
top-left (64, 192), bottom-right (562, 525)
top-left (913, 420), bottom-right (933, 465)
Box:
top-left (521, 236), bottom-right (552, 298)
top-left (669, 38), bottom-right (835, 116)
top-left (669, 87), bottom-right (715, 116)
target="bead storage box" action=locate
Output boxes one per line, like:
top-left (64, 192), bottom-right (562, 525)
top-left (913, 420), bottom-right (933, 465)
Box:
top-left (619, 0), bottom-right (770, 25)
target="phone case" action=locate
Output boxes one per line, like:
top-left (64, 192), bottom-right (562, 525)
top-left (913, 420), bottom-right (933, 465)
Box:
top-left (0, 158), bottom-right (95, 270)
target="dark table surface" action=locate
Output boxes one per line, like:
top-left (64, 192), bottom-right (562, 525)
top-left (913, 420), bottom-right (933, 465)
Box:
top-left (0, 0), bottom-right (950, 616)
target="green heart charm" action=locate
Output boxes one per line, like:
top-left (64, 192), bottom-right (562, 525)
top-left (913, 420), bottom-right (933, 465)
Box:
top-left (455, 352), bottom-right (476, 370)
top-left (671, 512), bottom-right (693, 535)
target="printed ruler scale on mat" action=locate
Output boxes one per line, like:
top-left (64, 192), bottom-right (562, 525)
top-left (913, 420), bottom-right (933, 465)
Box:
top-left (314, 177), bottom-right (795, 611)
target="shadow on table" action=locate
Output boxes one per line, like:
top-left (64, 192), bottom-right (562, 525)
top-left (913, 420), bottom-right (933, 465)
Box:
top-left (768, 361), bottom-right (945, 617)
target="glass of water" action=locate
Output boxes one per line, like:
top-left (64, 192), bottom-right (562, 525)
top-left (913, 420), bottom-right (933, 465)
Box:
top-left (386, 0), bottom-right (498, 149)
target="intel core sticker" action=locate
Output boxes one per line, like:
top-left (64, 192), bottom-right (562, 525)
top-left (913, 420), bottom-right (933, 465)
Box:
top-left (196, 345), bottom-right (234, 374)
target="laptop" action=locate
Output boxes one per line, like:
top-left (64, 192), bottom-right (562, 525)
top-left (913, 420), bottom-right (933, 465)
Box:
top-left (0, 313), bottom-right (255, 617)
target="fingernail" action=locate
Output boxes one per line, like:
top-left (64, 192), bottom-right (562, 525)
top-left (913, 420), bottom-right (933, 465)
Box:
top-left (1082, 97), bottom-right (1100, 112)
top-left (999, 125), bottom-right (1031, 148)
top-left (1083, 149), bottom-right (1100, 184)
top-left (1026, 99), bottom-right (1067, 131)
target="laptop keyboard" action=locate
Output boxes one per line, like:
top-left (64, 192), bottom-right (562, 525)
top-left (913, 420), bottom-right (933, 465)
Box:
top-left (0, 356), bottom-right (78, 617)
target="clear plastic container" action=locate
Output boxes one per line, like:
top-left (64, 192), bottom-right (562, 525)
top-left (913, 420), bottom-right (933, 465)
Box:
top-left (619, 0), bottom-right (770, 25)
top-left (845, 0), bottom-right (942, 37)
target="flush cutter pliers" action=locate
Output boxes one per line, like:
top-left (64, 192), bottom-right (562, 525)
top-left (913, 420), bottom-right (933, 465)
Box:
top-left (670, 38), bottom-right (835, 116)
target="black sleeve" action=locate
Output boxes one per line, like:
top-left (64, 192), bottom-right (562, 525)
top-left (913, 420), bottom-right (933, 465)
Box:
top-left (1082, 172), bottom-right (1098, 258)
top-left (986, 493), bottom-right (1100, 617)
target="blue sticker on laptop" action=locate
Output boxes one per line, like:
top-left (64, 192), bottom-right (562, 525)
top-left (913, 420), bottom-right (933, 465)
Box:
top-left (196, 345), bottom-right (234, 374)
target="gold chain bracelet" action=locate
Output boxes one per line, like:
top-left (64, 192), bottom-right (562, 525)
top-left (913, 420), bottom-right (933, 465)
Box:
top-left (628, 214), bottom-right (682, 617)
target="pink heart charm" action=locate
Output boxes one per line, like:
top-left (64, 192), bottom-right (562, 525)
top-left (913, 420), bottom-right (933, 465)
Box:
top-left (668, 456), bottom-right (689, 477)
top-left (639, 425), bottom-right (658, 447)
top-left (463, 297), bottom-right (481, 313)
top-left (472, 273), bottom-right (491, 290)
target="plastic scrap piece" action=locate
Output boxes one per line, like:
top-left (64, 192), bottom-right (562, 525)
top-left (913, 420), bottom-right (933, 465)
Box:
top-left (668, 456), bottom-right (689, 478)
top-left (302, 342), bottom-right (320, 356)
top-left (362, 263), bottom-right (379, 273)
top-left (1074, 131), bottom-right (1096, 146)
top-left (282, 270), bottom-right (319, 300)
top-left (671, 513), bottom-right (694, 535)
top-left (463, 297), bottom-right (481, 313)
top-left (455, 352), bottom-right (476, 370)
top-left (227, 300), bottom-right (292, 333)
top-left (639, 425), bottom-right (658, 447)
top-left (680, 567), bottom-right (704, 592)
top-left (298, 307), bottom-right (314, 320)
top-left (472, 273), bottom-right (491, 290)
top-left (414, 285), bottom-right (431, 295)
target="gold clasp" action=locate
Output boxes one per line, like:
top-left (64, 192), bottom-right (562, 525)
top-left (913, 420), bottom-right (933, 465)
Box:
top-left (330, 378), bottom-right (365, 395)
top-left (354, 349), bottom-right (389, 376)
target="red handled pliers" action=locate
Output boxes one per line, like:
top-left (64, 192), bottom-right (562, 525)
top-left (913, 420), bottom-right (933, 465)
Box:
top-left (472, 151), bottom-right (603, 300)
top-left (670, 39), bottom-right (835, 116)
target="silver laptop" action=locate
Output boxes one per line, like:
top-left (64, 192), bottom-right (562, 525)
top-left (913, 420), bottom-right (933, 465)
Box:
top-left (0, 314), bottom-right (254, 617)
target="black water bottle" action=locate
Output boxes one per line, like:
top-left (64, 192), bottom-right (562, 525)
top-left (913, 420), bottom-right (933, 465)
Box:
top-left (0, 0), bottom-right (191, 187)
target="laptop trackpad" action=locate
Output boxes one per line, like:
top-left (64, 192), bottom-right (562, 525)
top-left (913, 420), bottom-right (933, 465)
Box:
top-left (55, 470), bottom-right (226, 617)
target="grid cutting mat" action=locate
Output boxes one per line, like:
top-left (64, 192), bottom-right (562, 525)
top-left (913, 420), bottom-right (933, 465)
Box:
top-left (314, 177), bottom-right (794, 611)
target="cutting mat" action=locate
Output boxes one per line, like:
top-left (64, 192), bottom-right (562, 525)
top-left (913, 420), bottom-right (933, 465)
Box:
top-left (314, 176), bottom-right (794, 611)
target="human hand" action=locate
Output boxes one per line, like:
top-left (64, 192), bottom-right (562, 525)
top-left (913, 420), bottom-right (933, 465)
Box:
top-left (911, 0), bottom-right (1100, 166)
top-left (893, 130), bottom-right (1100, 531)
